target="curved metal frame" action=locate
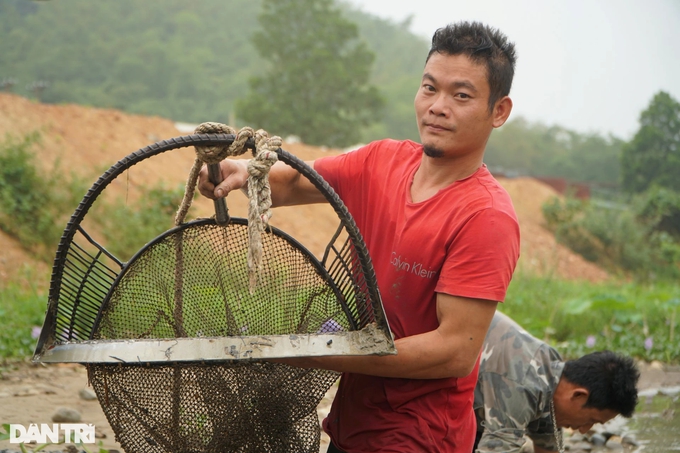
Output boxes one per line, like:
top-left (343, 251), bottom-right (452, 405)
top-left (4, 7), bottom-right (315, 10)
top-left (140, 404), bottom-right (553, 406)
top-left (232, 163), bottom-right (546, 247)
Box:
top-left (33, 134), bottom-right (393, 363)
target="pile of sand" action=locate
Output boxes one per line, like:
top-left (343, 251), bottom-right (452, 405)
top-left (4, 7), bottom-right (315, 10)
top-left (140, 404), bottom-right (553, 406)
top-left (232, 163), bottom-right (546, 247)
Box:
top-left (0, 92), bottom-right (608, 289)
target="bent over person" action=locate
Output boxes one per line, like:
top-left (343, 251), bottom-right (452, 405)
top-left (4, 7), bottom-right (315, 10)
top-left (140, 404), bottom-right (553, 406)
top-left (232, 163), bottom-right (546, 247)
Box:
top-left (474, 312), bottom-right (640, 453)
top-left (200, 21), bottom-right (520, 452)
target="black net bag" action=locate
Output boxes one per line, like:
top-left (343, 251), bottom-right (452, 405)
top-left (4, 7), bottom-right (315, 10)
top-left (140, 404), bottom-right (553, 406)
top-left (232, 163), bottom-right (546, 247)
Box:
top-left (33, 130), bottom-right (394, 453)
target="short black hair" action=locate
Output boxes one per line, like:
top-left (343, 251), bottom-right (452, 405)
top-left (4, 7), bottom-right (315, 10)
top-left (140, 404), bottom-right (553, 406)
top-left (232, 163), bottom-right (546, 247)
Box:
top-left (427, 21), bottom-right (516, 112)
top-left (562, 350), bottom-right (640, 417)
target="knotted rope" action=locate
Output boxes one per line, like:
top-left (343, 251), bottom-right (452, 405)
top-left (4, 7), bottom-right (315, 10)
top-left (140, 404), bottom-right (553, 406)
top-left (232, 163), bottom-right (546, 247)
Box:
top-left (175, 122), bottom-right (280, 290)
top-left (175, 122), bottom-right (250, 225)
top-left (247, 130), bottom-right (281, 289)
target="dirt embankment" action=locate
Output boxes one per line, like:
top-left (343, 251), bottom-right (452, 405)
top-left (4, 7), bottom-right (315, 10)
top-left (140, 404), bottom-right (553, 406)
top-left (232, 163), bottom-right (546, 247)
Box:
top-left (0, 92), bottom-right (609, 288)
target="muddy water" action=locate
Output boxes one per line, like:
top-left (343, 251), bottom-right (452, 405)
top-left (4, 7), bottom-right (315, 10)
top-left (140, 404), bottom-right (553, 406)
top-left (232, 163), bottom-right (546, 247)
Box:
top-left (628, 393), bottom-right (680, 452)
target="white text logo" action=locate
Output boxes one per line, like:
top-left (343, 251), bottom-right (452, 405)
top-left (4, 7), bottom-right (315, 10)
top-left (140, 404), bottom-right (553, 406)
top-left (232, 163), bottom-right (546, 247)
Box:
top-left (9, 424), bottom-right (95, 444)
top-left (390, 252), bottom-right (436, 279)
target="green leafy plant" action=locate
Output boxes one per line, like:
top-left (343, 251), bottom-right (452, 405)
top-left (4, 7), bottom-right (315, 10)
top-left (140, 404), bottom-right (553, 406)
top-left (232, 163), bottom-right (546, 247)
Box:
top-left (0, 132), bottom-right (86, 260)
top-left (502, 275), bottom-right (680, 363)
top-left (621, 91), bottom-right (680, 194)
top-left (542, 192), bottom-right (680, 281)
top-left (0, 267), bottom-right (46, 361)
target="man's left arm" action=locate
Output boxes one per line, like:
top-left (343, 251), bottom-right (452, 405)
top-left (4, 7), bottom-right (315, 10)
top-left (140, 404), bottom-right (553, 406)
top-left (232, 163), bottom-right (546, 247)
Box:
top-left (280, 292), bottom-right (497, 379)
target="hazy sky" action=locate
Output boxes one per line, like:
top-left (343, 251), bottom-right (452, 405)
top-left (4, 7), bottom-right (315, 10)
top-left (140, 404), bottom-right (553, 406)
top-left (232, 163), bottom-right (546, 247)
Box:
top-left (348, 0), bottom-right (680, 140)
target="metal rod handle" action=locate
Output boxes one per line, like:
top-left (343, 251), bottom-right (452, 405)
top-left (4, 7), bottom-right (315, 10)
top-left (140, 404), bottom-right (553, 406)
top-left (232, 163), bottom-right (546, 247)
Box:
top-left (208, 163), bottom-right (229, 225)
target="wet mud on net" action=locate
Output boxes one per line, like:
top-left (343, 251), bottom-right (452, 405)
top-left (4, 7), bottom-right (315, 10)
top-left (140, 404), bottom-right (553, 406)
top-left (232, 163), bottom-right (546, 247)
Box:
top-left (83, 219), bottom-right (367, 453)
top-left (89, 361), bottom-right (338, 453)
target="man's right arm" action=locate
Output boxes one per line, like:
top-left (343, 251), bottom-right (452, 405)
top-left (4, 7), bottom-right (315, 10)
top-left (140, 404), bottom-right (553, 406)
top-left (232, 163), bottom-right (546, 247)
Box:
top-left (197, 158), bottom-right (327, 207)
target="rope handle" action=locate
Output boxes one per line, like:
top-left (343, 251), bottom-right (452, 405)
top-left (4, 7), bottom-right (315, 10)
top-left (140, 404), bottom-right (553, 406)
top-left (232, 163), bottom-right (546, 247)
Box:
top-left (175, 122), bottom-right (280, 291)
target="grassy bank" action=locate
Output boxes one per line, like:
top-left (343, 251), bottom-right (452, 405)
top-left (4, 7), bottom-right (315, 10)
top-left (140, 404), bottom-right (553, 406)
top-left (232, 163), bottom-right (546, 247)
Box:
top-left (0, 267), bottom-right (48, 361)
top-left (501, 273), bottom-right (679, 363)
top-left (2, 268), bottom-right (678, 364)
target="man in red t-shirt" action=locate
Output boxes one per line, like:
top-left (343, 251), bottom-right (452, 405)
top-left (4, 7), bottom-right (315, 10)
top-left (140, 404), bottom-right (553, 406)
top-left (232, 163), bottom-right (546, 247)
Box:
top-left (200, 21), bottom-right (520, 453)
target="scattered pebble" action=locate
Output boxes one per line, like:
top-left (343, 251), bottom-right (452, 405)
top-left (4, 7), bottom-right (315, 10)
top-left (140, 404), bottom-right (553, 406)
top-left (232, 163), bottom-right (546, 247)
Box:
top-left (78, 388), bottom-right (97, 401)
top-left (51, 406), bottom-right (82, 423)
top-left (518, 415), bottom-right (643, 453)
top-left (605, 435), bottom-right (624, 450)
top-left (571, 441), bottom-right (594, 451)
top-left (621, 434), bottom-right (639, 447)
top-left (638, 388), bottom-right (658, 398)
top-left (591, 432), bottom-right (606, 446)
top-left (649, 360), bottom-right (664, 370)
top-left (12, 386), bottom-right (40, 397)
top-left (659, 385), bottom-right (680, 396)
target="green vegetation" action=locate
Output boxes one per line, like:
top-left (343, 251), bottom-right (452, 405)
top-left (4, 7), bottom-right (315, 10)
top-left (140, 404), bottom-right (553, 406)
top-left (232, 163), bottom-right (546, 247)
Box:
top-left (0, 132), bottom-right (187, 262)
top-left (0, 134), bottom-right (201, 360)
top-left (501, 275), bottom-right (680, 364)
top-left (98, 256), bottom-right (341, 340)
top-left (0, 133), bottom-right (85, 260)
top-left (486, 117), bottom-right (624, 186)
top-left (4, 268), bottom-right (677, 364)
top-left (542, 92), bottom-right (680, 283)
top-left (0, 0), bottom-right (626, 177)
top-left (92, 183), bottom-right (186, 261)
top-left (621, 91), bottom-right (680, 194)
top-left (0, 0), bottom-right (421, 145)
top-left (236, 0), bottom-right (384, 147)
top-left (344, 10), bottom-right (426, 141)
top-left (0, 269), bottom-right (46, 361)
top-left (0, 0), bottom-right (262, 128)
top-left (543, 190), bottom-right (680, 282)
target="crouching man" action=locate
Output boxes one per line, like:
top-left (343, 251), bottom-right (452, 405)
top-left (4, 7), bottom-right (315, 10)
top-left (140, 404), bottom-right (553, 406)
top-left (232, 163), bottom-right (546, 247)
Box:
top-left (473, 311), bottom-right (640, 453)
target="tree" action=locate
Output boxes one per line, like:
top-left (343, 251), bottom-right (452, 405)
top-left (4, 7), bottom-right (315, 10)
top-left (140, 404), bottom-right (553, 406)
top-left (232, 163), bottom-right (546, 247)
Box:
top-left (235, 0), bottom-right (384, 148)
top-left (634, 186), bottom-right (680, 238)
top-left (484, 117), bottom-right (623, 185)
top-left (620, 91), bottom-right (680, 193)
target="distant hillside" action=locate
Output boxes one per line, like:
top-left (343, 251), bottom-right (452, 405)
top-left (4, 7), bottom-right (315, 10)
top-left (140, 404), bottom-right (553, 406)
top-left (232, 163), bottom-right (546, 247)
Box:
top-left (0, 0), bottom-right (624, 183)
top-left (0, 93), bottom-right (609, 289)
top-left (0, 0), bottom-right (426, 143)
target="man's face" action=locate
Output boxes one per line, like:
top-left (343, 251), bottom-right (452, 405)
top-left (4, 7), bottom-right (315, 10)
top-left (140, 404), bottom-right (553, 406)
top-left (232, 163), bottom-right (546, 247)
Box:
top-left (555, 399), bottom-right (619, 434)
top-left (413, 52), bottom-right (498, 158)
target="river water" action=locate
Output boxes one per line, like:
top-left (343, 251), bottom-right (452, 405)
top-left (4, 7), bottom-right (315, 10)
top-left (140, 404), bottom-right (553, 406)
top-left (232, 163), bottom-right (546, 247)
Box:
top-left (627, 391), bottom-right (680, 451)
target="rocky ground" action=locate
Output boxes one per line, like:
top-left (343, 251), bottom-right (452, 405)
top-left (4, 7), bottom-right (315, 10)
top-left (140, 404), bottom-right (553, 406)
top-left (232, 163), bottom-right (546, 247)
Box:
top-left (0, 360), bottom-right (679, 453)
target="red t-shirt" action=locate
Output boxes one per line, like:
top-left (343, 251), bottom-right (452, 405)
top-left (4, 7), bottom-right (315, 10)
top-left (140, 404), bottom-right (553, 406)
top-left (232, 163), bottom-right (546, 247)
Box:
top-left (315, 139), bottom-right (520, 452)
